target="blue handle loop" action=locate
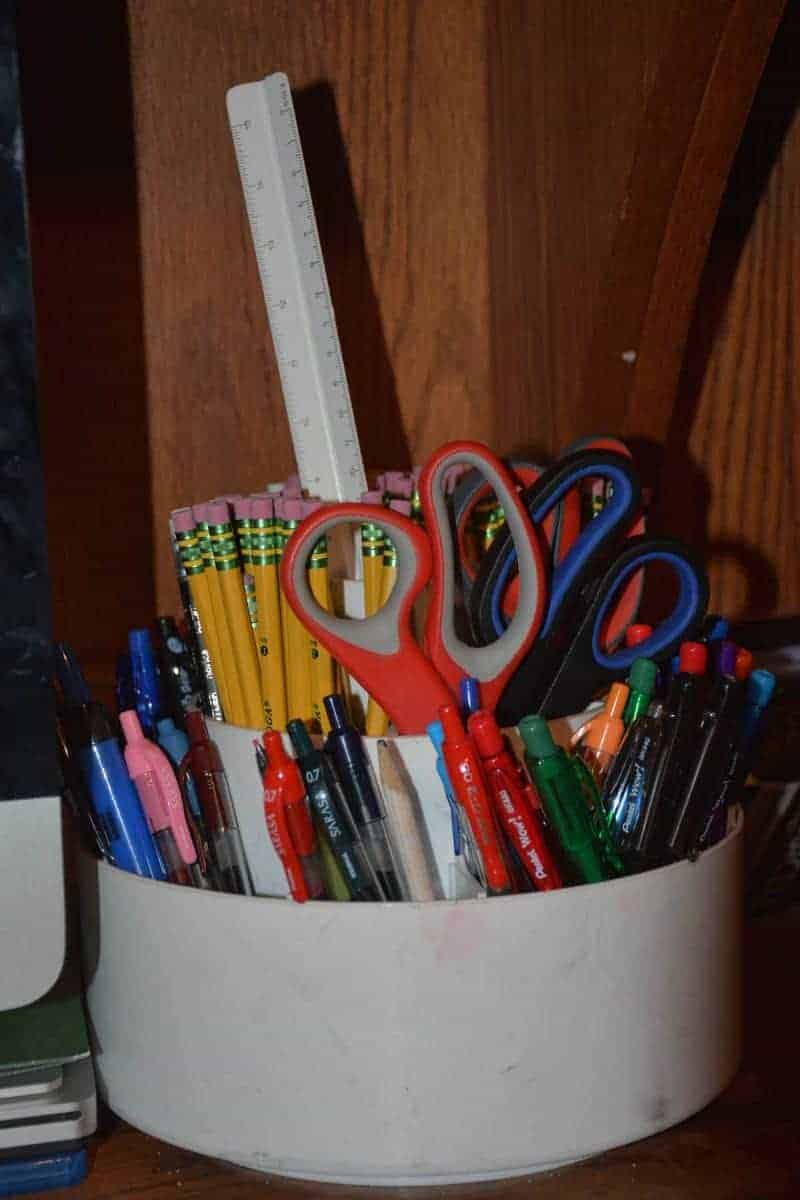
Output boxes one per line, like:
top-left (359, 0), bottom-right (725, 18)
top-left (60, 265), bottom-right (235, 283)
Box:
top-left (591, 549), bottom-right (706, 672)
top-left (486, 452), bottom-right (640, 638)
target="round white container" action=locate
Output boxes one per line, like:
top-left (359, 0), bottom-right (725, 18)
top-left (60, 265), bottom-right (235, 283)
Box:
top-left (79, 731), bottom-right (743, 1187)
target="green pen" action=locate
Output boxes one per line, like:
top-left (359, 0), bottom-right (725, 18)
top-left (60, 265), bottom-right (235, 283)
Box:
top-left (287, 719), bottom-right (384, 902)
top-left (519, 715), bottom-right (609, 884)
top-left (623, 658), bottom-right (658, 726)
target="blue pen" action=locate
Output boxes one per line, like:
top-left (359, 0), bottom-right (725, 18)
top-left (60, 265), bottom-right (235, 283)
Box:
top-left (459, 676), bottom-right (481, 718)
top-left (79, 702), bottom-right (166, 878)
top-left (0, 1147), bottom-right (88, 1197)
top-left (156, 716), bottom-right (203, 823)
top-left (427, 719), bottom-right (461, 854)
top-left (129, 627), bottom-right (162, 735)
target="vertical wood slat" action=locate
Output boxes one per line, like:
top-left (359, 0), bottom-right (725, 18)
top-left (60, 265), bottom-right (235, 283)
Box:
top-left (126, 0), bottom-right (491, 613)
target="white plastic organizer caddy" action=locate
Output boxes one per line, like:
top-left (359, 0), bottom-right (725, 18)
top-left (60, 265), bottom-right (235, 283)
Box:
top-left (79, 725), bottom-right (743, 1187)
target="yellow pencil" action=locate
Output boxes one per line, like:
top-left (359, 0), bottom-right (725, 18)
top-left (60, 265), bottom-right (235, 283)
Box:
top-left (170, 508), bottom-right (225, 721)
top-left (365, 499), bottom-right (410, 735)
top-left (250, 495), bottom-right (287, 731)
top-left (232, 497), bottom-right (259, 640)
top-left (206, 500), bottom-right (264, 729)
top-left (193, 503), bottom-right (243, 723)
top-left (278, 498), bottom-right (313, 723)
top-left (304, 513), bottom-right (336, 733)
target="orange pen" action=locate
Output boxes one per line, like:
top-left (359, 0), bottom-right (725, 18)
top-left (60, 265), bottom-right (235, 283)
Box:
top-left (438, 703), bottom-right (513, 896)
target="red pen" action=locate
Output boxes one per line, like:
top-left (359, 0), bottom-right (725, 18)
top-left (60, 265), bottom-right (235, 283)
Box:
top-left (258, 733), bottom-right (325, 902)
top-left (468, 710), bottom-right (563, 891)
top-left (438, 704), bottom-right (513, 896)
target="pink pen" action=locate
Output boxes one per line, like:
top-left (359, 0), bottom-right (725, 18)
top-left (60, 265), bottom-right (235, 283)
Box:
top-left (120, 710), bottom-right (204, 887)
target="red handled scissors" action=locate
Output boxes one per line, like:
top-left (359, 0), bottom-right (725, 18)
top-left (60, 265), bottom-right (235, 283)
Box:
top-left (280, 441), bottom-right (549, 734)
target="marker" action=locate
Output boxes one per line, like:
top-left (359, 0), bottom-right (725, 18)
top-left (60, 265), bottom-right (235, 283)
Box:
top-left (468, 710), bottom-right (562, 890)
top-left (179, 711), bottom-right (254, 894)
top-left (519, 715), bottom-right (609, 885)
top-left (438, 703), bottom-right (513, 896)
top-left (324, 694), bottom-right (404, 900)
top-left (287, 718), bottom-right (383, 901)
top-left (121, 710), bottom-right (202, 886)
top-left (257, 732), bottom-right (325, 902)
top-left (128, 628), bottom-right (162, 736)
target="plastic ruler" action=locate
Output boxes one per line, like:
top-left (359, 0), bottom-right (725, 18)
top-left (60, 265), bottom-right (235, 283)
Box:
top-left (226, 72), bottom-right (367, 502)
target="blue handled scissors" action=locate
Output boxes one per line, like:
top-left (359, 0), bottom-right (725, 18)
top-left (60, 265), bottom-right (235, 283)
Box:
top-left (469, 449), bottom-right (709, 722)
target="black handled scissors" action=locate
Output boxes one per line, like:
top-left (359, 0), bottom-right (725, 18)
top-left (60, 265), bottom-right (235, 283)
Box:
top-left (469, 450), bottom-right (709, 722)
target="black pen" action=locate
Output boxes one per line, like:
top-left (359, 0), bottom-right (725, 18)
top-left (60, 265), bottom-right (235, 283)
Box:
top-left (323, 694), bottom-right (403, 901)
top-left (667, 643), bottom-right (744, 859)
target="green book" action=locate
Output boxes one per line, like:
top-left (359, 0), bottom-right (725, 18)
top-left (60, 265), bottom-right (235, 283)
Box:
top-left (0, 950), bottom-right (89, 1075)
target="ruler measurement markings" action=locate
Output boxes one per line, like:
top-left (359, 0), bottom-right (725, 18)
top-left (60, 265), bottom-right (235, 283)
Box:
top-left (227, 75), bottom-right (365, 497)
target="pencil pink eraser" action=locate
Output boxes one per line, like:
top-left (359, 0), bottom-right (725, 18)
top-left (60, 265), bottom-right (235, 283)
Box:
top-left (206, 500), bottom-right (230, 525)
top-left (250, 496), bottom-right (274, 520)
top-left (384, 471), bottom-right (413, 497)
top-left (233, 497), bottom-right (252, 520)
top-left (171, 507), bottom-right (195, 533)
top-left (361, 490), bottom-right (383, 506)
top-left (303, 501), bottom-right (323, 516)
top-left (283, 474), bottom-right (302, 498)
top-left (282, 499), bottom-right (305, 521)
top-left (191, 503), bottom-right (208, 524)
top-left (389, 499), bottom-right (412, 516)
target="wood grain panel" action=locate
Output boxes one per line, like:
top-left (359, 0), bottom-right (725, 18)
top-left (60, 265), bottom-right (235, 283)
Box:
top-left (126, 0), bottom-right (491, 614)
top-left (486, 0), bottom-right (677, 459)
top-left (666, 6), bottom-right (800, 618)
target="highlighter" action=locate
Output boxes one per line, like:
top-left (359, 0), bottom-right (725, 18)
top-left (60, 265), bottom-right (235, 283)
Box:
top-left (577, 682), bottom-right (629, 785)
top-left (468, 710), bottom-right (562, 890)
top-left (324, 694), bottom-right (404, 899)
top-left (287, 719), bottom-right (383, 901)
top-left (129, 627), bottom-right (163, 736)
top-left (439, 703), bottom-right (513, 896)
top-left (179, 710), bottom-right (254, 894)
top-left (519, 715), bottom-right (609, 885)
top-left (259, 731), bottom-right (325, 902)
top-left (121, 710), bottom-right (201, 886)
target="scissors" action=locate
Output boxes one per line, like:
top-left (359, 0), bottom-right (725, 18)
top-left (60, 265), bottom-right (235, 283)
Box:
top-left (469, 449), bottom-right (709, 722)
top-left (280, 441), bottom-right (550, 734)
top-left (452, 435), bottom-right (644, 639)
